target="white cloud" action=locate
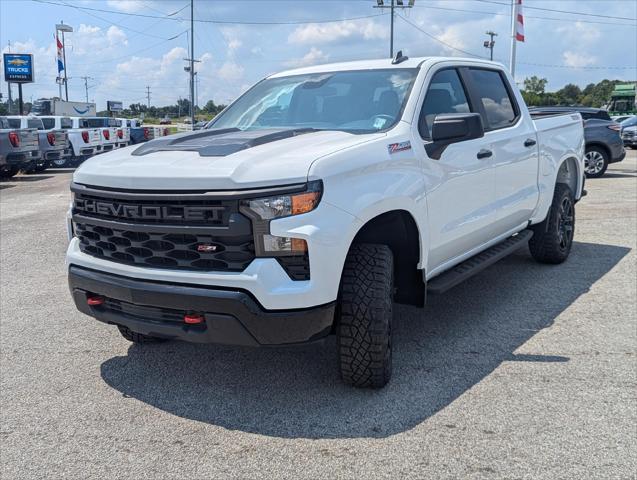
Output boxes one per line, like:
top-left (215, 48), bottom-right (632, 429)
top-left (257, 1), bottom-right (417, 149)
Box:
top-left (106, 26), bottom-right (128, 46)
top-left (217, 61), bottom-right (244, 81)
top-left (288, 20), bottom-right (387, 45)
top-left (562, 51), bottom-right (597, 68)
top-left (106, 0), bottom-right (145, 13)
top-left (285, 47), bottom-right (330, 67)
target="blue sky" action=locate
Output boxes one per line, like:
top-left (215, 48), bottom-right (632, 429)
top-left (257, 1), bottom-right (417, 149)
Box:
top-left (1, 0), bottom-right (636, 110)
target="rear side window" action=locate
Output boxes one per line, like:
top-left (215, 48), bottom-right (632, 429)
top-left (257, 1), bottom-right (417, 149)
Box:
top-left (467, 69), bottom-right (518, 129)
top-left (419, 68), bottom-right (471, 139)
top-left (7, 119), bottom-right (20, 128)
top-left (61, 118), bottom-right (73, 129)
top-left (82, 118), bottom-right (105, 128)
top-left (28, 118), bottom-right (44, 130)
top-left (41, 118), bottom-right (55, 129)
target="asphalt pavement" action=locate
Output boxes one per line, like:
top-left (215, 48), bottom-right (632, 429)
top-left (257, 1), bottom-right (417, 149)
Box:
top-left (1, 152), bottom-right (636, 479)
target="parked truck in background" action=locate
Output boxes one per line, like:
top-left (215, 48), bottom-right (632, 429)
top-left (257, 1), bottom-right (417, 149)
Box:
top-left (114, 118), bottom-right (131, 148)
top-left (128, 119), bottom-right (155, 144)
top-left (80, 117), bottom-right (119, 152)
top-left (39, 116), bottom-right (102, 167)
top-left (32, 98), bottom-right (97, 117)
top-left (0, 116), bottom-right (41, 178)
top-left (67, 57), bottom-right (585, 388)
top-left (607, 83), bottom-right (636, 116)
top-left (6, 116), bottom-right (68, 172)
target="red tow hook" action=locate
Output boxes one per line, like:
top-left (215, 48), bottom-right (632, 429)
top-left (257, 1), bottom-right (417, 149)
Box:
top-left (87, 295), bottom-right (105, 306)
top-left (184, 313), bottom-right (205, 325)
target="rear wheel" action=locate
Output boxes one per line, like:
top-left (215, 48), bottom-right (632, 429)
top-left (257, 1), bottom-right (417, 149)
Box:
top-left (336, 243), bottom-right (393, 388)
top-left (529, 183), bottom-right (575, 264)
top-left (117, 325), bottom-right (167, 344)
top-left (584, 146), bottom-right (608, 178)
top-left (0, 165), bottom-right (20, 178)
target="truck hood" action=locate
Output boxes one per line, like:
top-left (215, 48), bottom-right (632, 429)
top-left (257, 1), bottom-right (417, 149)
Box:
top-left (74, 128), bottom-right (382, 190)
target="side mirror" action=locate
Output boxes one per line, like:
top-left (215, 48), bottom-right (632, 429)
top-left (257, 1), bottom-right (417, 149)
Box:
top-left (425, 113), bottom-right (484, 160)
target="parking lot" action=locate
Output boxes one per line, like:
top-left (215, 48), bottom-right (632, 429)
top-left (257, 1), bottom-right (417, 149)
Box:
top-left (1, 151), bottom-right (635, 478)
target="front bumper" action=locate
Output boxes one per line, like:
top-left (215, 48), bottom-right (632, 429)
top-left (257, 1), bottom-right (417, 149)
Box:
top-left (69, 265), bottom-right (335, 346)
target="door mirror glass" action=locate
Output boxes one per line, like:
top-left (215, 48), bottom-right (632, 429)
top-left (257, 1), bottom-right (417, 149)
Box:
top-left (425, 113), bottom-right (484, 160)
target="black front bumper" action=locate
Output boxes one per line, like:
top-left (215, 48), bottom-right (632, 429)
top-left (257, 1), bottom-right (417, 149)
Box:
top-left (69, 266), bottom-right (335, 346)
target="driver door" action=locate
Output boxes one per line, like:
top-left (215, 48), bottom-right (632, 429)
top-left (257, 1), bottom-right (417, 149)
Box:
top-left (417, 67), bottom-right (497, 273)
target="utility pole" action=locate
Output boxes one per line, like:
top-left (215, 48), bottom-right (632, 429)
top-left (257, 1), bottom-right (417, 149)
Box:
top-left (80, 76), bottom-right (93, 102)
top-left (190, 0), bottom-right (195, 127)
top-left (146, 86), bottom-right (151, 108)
top-left (373, 0), bottom-right (414, 58)
top-left (484, 31), bottom-right (497, 61)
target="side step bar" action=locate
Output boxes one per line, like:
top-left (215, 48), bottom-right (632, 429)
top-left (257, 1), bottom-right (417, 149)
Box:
top-left (427, 229), bottom-right (533, 295)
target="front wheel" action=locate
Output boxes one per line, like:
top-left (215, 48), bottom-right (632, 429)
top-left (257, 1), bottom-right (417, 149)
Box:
top-left (529, 183), bottom-right (575, 264)
top-left (336, 244), bottom-right (393, 388)
top-left (584, 146), bottom-right (608, 178)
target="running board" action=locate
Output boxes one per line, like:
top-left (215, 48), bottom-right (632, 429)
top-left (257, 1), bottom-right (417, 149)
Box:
top-left (427, 230), bottom-right (533, 295)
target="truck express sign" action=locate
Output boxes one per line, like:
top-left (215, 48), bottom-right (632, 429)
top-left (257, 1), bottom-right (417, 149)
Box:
top-left (3, 53), bottom-right (34, 83)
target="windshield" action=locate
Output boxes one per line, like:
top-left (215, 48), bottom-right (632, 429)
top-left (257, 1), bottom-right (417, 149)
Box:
top-left (211, 68), bottom-right (418, 133)
top-left (620, 116), bottom-right (637, 127)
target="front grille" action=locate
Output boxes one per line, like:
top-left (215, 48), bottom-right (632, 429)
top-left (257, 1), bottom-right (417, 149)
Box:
top-left (75, 223), bottom-right (254, 271)
top-left (73, 188), bottom-right (255, 272)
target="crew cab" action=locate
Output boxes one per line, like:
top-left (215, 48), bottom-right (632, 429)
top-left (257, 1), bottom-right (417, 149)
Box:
top-left (67, 57), bottom-right (585, 388)
top-left (6, 116), bottom-right (68, 172)
top-left (0, 116), bottom-right (41, 178)
top-left (40, 116), bottom-right (102, 166)
top-left (80, 117), bottom-right (119, 152)
top-left (114, 118), bottom-right (131, 148)
top-left (128, 119), bottom-right (155, 144)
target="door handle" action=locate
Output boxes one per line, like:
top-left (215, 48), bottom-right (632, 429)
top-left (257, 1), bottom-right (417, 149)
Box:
top-left (524, 138), bottom-right (537, 147)
top-left (477, 149), bottom-right (492, 159)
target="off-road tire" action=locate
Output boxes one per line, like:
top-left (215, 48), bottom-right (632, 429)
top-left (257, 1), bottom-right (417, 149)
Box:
top-left (0, 165), bottom-right (20, 178)
top-left (529, 183), bottom-right (575, 264)
top-left (117, 325), bottom-right (167, 344)
top-left (584, 145), bottom-right (608, 178)
top-left (337, 243), bottom-right (393, 388)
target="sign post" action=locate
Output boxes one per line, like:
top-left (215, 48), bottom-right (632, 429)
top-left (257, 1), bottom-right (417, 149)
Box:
top-left (3, 53), bottom-right (34, 114)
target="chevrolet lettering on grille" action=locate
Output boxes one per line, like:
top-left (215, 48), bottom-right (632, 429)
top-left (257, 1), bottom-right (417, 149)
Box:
top-left (75, 199), bottom-right (225, 222)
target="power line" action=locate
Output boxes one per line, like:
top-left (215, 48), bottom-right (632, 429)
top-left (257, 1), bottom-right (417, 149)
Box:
top-left (396, 14), bottom-right (636, 71)
top-left (31, 0), bottom-right (386, 25)
top-left (410, 3), bottom-right (636, 27)
top-left (472, 0), bottom-right (637, 21)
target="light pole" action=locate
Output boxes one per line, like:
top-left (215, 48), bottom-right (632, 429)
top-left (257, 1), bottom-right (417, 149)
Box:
top-left (484, 31), bottom-right (497, 61)
top-left (373, 0), bottom-right (415, 59)
top-left (56, 22), bottom-right (73, 101)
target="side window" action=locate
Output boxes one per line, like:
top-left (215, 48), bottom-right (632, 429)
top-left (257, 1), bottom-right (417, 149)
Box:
top-left (28, 118), bottom-right (44, 130)
top-left (41, 118), bottom-right (55, 129)
top-left (7, 119), bottom-right (20, 128)
top-left (467, 69), bottom-right (518, 129)
top-left (419, 69), bottom-right (470, 139)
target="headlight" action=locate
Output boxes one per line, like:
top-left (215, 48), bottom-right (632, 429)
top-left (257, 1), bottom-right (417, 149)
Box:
top-left (244, 180), bottom-right (322, 220)
top-left (241, 180), bottom-right (322, 257)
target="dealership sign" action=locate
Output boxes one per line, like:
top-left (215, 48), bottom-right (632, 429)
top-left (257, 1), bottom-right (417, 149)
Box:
top-left (3, 53), bottom-right (34, 83)
top-left (107, 100), bottom-right (123, 112)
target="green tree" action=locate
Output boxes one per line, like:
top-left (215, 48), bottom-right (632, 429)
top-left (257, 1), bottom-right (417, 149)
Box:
top-left (523, 76), bottom-right (548, 95)
top-left (555, 83), bottom-right (582, 105)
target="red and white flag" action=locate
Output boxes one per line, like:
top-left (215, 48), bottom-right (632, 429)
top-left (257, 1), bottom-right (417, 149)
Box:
top-left (515, 0), bottom-right (525, 42)
top-left (56, 33), bottom-right (64, 73)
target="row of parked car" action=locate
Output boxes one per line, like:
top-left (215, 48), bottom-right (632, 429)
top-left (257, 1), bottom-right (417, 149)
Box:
top-left (0, 115), bottom-right (170, 178)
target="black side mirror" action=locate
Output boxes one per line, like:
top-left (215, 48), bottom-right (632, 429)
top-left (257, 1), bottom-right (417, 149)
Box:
top-left (425, 113), bottom-right (484, 160)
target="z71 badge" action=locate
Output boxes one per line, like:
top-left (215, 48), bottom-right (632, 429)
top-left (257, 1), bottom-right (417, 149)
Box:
top-left (388, 141), bottom-right (412, 154)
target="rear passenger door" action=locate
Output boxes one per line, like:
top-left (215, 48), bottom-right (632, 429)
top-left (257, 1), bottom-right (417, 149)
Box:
top-left (462, 68), bottom-right (539, 233)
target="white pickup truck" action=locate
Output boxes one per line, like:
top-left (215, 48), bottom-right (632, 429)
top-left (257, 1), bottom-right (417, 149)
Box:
top-left (40, 116), bottom-right (101, 167)
top-left (67, 57), bottom-right (584, 388)
top-left (80, 117), bottom-right (119, 153)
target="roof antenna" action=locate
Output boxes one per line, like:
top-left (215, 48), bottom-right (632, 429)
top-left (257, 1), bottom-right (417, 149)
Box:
top-left (392, 50), bottom-right (409, 65)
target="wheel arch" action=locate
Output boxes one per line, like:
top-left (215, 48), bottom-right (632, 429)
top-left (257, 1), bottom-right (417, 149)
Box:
top-left (556, 155), bottom-right (581, 198)
top-left (350, 209), bottom-right (425, 307)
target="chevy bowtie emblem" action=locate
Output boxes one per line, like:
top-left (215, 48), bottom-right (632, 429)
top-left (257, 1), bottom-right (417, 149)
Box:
top-left (197, 244), bottom-right (218, 253)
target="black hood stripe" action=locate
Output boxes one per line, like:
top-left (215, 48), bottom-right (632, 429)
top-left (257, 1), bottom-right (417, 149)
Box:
top-left (131, 128), bottom-right (317, 157)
